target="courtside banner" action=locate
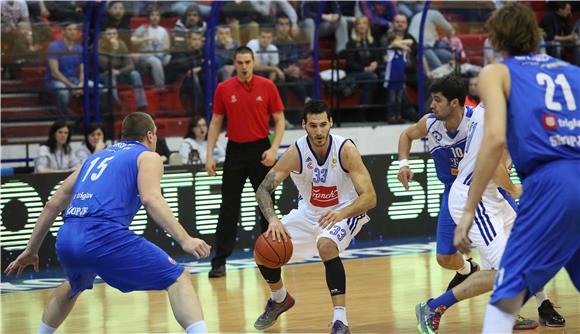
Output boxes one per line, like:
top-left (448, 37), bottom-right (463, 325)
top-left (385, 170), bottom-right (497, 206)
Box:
top-left (1, 154), bottom-right (444, 269)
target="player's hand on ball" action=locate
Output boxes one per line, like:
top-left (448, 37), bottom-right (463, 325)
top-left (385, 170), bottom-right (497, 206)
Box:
top-left (319, 210), bottom-right (345, 230)
top-left (454, 210), bottom-right (475, 255)
top-left (397, 166), bottom-right (413, 190)
top-left (4, 249), bottom-right (39, 278)
top-left (266, 220), bottom-right (291, 243)
top-left (182, 237), bottom-right (211, 259)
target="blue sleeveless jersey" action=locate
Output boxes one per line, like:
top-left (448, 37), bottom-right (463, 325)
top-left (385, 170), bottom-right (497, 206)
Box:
top-left (63, 141), bottom-right (150, 226)
top-left (425, 106), bottom-right (474, 185)
top-left (503, 54), bottom-right (580, 179)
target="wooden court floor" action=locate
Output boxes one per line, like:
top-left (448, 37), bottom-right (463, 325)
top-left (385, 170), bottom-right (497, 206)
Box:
top-left (2, 253), bottom-right (578, 333)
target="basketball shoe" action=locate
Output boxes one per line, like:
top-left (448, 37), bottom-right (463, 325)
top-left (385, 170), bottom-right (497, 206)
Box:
top-left (446, 258), bottom-right (479, 291)
top-left (538, 300), bottom-right (565, 327)
top-left (330, 320), bottom-right (350, 334)
top-left (415, 300), bottom-right (446, 334)
top-left (254, 293), bottom-right (295, 330)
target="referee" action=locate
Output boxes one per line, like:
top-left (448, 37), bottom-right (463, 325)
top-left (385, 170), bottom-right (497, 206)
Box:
top-left (206, 46), bottom-right (285, 278)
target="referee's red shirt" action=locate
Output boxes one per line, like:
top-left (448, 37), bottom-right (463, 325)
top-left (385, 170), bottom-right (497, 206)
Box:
top-left (213, 75), bottom-right (284, 143)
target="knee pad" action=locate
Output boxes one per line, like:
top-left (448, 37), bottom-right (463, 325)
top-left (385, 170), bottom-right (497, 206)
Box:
top-left (324, 257), bottom-right (346, 296)
top-left (257, 264), bottom-right (282, 284)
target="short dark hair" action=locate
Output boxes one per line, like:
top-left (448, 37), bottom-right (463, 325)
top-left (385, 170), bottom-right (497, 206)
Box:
top-left (234, 46), bottom-right (254, 59)
top-left (46, 120), bottom-right (72, 154)
top-left (84, 123), bottom-right (105, 153)
top-left (276, 13), bottom-right (291, 24)
top-left (302, 99), bottom-right (332, 122)
top-left (121, 112), bottom-right (155, 141)
top-left (429, 74), bottom-right (467, 106)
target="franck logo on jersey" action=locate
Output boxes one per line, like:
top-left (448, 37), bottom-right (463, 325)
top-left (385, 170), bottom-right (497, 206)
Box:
top-left (543, 114), bottom-right (557, 130)
top-left (310, 185), bottom-right (339, 207)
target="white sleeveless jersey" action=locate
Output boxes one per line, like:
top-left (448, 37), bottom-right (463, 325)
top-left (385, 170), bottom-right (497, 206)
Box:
top-left (290, 134), bottom-right (359, 221)
top-left (425, 106), bottom-right (474, 185)
top-left (455, 103), bottom-right (501, 195)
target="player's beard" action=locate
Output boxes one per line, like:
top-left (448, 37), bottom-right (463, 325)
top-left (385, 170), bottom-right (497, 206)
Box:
top-left (308, 132), bottom-right (329, 148)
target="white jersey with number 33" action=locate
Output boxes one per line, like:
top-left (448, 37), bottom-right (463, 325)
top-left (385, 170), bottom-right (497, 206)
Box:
top-left (290, 134), bottom-right (359, 222)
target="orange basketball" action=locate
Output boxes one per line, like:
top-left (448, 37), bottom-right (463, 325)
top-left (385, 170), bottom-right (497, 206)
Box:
top-left (254, 232), bottom-right (293, 268)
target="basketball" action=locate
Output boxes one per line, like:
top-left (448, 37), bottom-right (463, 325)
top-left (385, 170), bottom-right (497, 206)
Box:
top-left (254, 232), bottom-right (293, 268)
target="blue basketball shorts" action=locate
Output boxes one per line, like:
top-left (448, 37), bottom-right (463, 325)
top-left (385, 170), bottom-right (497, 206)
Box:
top-left (436, 185), bottom-right (457, 255)
top-left (490, 159), bottom-right (580, 305)
top-left (56, 221), bottom-right (184, 299)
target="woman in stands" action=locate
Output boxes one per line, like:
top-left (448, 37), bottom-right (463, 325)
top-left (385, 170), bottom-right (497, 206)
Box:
top-left (35, 120), bottom-right (77, 173)
top-left (71, 123), bottom-right (106, 167)
top-left (179, 115), bottom-right (225, 165)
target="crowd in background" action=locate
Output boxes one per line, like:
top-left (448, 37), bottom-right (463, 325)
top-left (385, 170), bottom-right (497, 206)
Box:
top-left (1, 0), bottom-right (579, 173)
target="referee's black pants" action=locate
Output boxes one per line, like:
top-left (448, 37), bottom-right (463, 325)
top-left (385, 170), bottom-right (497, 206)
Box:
top-left (211, 138), bottom-right (273, 268)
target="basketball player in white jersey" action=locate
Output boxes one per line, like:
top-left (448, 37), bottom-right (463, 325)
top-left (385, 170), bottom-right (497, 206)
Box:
top-left (416, 103), bottom-right (564, 334)
top-left (252, 99), bottom-right (377, 334)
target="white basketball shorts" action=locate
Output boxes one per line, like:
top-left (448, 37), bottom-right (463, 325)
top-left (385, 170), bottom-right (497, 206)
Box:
top-left (449, 183), bottom-right (517, 270)
top-left (280, 208), bottom-right (369, 262)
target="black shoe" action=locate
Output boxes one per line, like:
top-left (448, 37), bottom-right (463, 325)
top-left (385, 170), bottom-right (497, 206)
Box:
top-left (208, 265), bottom-right (226, 278)
top-left (446, 258), bottom-right (480, 291)
top-left (538, 300), bottom-right (565, 327)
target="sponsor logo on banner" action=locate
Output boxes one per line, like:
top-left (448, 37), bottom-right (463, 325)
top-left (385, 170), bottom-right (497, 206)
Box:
top-left (311, 185), bottom-right (339, 207)
top-left (543, 114), bottom-right (557, 130)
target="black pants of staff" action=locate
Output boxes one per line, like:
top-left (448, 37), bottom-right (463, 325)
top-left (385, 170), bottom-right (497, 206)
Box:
top-left (211, 137), bottom-right (273, 268)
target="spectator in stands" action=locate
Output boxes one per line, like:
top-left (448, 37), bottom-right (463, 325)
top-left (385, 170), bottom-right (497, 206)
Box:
top-left (573, 18), bottom-right (580, 66)
top-left (35, 0), bottom-right (85, 25)
top-left (219, 1), bottom-right (259, 44)
top-left (382, 14), bottom-right (415, 124)
top-left (171, 1), bottom-right (212, 18)
top-left (483, 37), bottom-right (503, 66)
top-left (464, 73), bottom-right (480, 108)
top-left (11, 21), bottom-right (41, 65)
top-left (166, 31), bottom-right (205, 116)
top-left (102, 1), bottom-right (131, 46)
top-left (299, 0), bottom-right (348, 53)
top-left (71, 123), bottom-right (106, 167)
top-left (247, 28), bottom-right (284, 82)
top-left (274, 13), bottom-right (314, 115)
top-left (45, 22), bottom-right (84, 119)
top-left (345, 16), bottom-right (380, 108)
top-left (131, 7), bottom-right (171, 89)
top-left (408, 8), bottom-right (454, 70)
top-left (215, 25), bottom-right (239, 82)
top-left (99, 26), bottom-right (148, 112)
top-left (172, 4), bottom-right (207, 50)
top-left (540, 1), bottom-right (577, 60)
top-left (250, 0), bottom-right (300, 36)
top-left (156, 137), bottom-right (172, 164)
top-left (179, 115), bottom-right (225, 165)
top-left (1, 0), bottom-right (29, 49)
top-left (35, 120), bottom-right (76, 173)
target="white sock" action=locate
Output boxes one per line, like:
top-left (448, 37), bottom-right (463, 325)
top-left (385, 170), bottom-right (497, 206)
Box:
top-left (457, 259), bottom-right (471, 275)
top-left (271, 287), bottom-right (287, 303)
top-left (333, 306), bottom-right (348, 325)
top-left (482, 304), bottom-right (517, 334)
top-left (535, 291), bottom-right (548, 308)
top-left (37, 321), bottom-right (56, 334)
top-left (186, 320), bottom-right (208, 334)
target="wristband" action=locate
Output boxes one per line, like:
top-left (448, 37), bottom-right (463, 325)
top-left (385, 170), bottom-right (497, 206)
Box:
top-left (399, 159), bottom-right (409, 168)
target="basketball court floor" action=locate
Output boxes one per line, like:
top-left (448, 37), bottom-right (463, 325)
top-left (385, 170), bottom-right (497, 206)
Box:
top-left (2, 240), bottom-right (578, 333)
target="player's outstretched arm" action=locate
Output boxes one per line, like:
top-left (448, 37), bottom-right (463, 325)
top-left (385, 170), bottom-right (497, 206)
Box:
top-left (4, 168), bottom-right (80, 277)
top-left (138, 151), bottom-right (211, 259)
top-left (206, 113), bottom-right (224, 176)
top-left (319, 141), bottom-right (377, 229)
top-left (456, 64), bottom-right (509, 254)
top-left (256, 144), bottom-right (299, 241)
top-left (397, 114), bottom-right (429, 190)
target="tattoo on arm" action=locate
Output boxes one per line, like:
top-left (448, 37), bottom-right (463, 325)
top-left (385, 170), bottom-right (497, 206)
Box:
top-left (256, 171), bottom-right (278, 222)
